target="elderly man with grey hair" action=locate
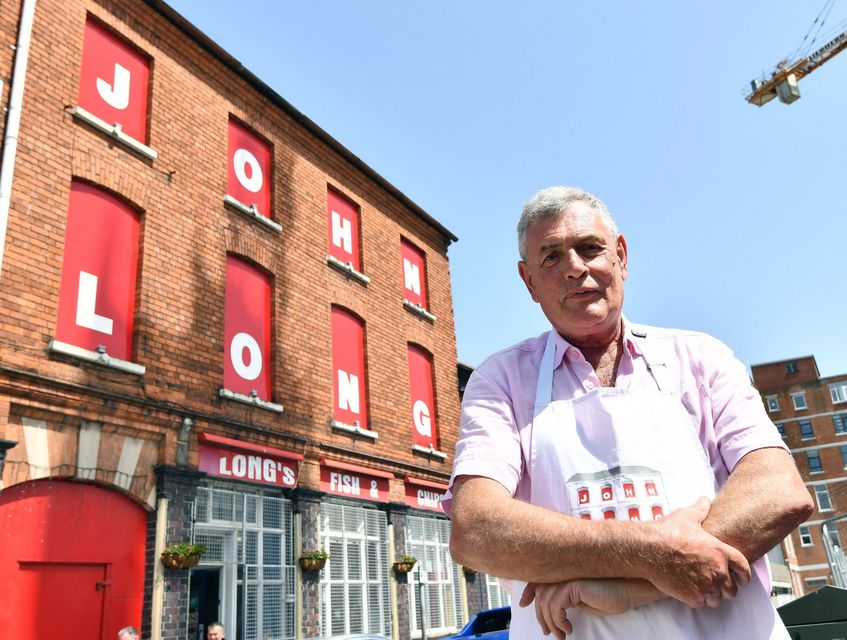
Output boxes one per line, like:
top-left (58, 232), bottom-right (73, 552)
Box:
top-left (207, 622), bottom-right (225, 640)
top-left (117, 626), bottom-right (139, 640)
top-left (445, 185), bottom-right (812, 639)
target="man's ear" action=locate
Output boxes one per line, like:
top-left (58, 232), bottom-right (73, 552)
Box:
top-left (518, 260), bottom-right (540, 303)
top-left (616, 235), bottom-right (628, 280)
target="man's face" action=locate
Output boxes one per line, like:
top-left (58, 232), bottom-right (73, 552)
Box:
top-left (207, 626), bottom-right (224, 640)
top-left (518, 202), bottom-right (627, 346)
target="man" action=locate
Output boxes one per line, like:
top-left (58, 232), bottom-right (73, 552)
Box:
top-left (446, 186), bottom-right (813, 639)
top-left (207, 622), bottom-right (225, 640)
top-left (117, 627), bottom-right (139, 640)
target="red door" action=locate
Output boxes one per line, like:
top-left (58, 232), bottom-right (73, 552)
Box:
top-left (0, 480), bottom-right (147, 639)
top-left (18, 562), bottom-right (108, 637)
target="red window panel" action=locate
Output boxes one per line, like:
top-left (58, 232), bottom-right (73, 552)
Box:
top-left (577, 487), bottom-right (590, 505)
top-left (327, 188), bottom-right (361, 271)
top-left (78, 18), bottom-right (150, 143)
top-left (408, 344), bottom-right (437, 449)
top-left (331, 307), bottom-right (368, 428)
top-left (400, 239), bottom-right (428, 309)
top-left (56, 181), bottom-right (140, 361)
top-left (223, 256), bottom-right (272, 400)
top-left (227, 119), bottom-right (272, 218)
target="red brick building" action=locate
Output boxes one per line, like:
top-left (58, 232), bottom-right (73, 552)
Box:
top-left (0, 0), bottom-right (491, 638)
top-left (751, 356), bottom-right (847, 597)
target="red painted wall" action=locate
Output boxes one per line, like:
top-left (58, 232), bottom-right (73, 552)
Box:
top-left (0, 480), bottom-right (147, 640)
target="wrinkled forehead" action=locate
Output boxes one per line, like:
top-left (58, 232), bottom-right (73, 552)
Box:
top-left (530, 204), bottom-right (614, 241)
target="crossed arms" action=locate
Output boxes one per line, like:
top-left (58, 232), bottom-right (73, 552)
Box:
top-left (449, 447), bottom-right (812, 637)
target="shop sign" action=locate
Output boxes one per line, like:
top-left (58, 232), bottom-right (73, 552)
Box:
top-left (320, 461), bottom-right (389, 503)
top-left (404, 478), bottom-right (447, 512)
top-left (199, 444), bottom-right (299, 488)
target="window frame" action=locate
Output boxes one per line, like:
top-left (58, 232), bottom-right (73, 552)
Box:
top-left (792, 392), bottom-right (808, 411)
top-left (799, 525), bottom-right (813, 547)
top-left (798, 419), bottom-right (815, 440)
top-left (831, 383), bottom-right (847, 405)
top-left (766, 395), bottom-right (779, 412)
top-left (815, 484), bottom-right (833, 512)
top-left (806, 449), bottom-right (823, 474)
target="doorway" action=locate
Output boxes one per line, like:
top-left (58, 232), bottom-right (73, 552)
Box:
top-left (189, 568), bottom-right (222, 640)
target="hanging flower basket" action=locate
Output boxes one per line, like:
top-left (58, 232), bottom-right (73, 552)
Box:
top-left (299, 549), bottom-right (329, 572)
top-left (160, 543), bottom-right (205, 570)
top-left (392, 555), bottom-right (417, 574)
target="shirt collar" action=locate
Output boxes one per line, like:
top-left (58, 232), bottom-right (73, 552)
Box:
top-left (550, 315), bottom-right (642, 369)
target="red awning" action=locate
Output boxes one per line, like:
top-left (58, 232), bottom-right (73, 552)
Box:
top-left (320, 458), bottom-right (394, 479)
top-left (199, 432), bottom-right (304, 461)
top-left (405, 476), bottom-right (448, 491)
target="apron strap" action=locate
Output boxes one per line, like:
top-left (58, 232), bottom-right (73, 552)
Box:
top-left (630, 327), bottom-right (673, 393)
top-left (533, 331), bottom-right (558, 414)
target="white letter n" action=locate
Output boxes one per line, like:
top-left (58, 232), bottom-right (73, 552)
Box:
top-left (337, 369), bottom-right (359, 414)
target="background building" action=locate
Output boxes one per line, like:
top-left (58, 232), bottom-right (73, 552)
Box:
top-left (0, 0), bottom-right (506, 638)
top-left (752, 356), bottom-right (847, 597)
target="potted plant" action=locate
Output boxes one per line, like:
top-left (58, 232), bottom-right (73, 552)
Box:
top-left (299, 549), bottom-right (329, 572)
top-left (392, 555), bottom-right (417, 574)
top-left (160, 542), bottom-right (206, 570)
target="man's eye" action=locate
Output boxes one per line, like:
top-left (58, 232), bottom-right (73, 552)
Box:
top-left (541, 253), bottom-right (558, 264)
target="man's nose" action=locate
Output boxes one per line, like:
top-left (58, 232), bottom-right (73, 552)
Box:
top-left (563, 249), bottom-right (589, 278)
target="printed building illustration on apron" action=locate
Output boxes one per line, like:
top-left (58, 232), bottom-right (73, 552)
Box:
top-left (568, 465), bottom-right (668, 522)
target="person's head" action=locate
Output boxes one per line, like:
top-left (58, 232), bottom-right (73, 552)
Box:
top-left (207, 622), bottom-right (225, 640)
top-left (117, 627), bottom-right (139, 640)
top-left (517, 186), bottom-right (627, 347)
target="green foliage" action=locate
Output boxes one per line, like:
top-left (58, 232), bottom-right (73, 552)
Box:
top-left (163, 542), bottom-right (206, 557)
top-left (300, 549), bottom-right (329, 561)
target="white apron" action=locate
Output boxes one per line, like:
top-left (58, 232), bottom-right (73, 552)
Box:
top-left (508, 329), bottom-right (789, 639)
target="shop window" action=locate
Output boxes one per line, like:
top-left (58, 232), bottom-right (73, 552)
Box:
top-left (792, 392), bottom-right (808, 411)
top-left (406, 515), bottom-right (463, 636)
top-left (766, 395), bottom-right (779, 412)
top-left (222, 256), bottom-right (275, 406)
top-left (319, 503), bottom-right (390, 637)
top-left (225, 119), bottom-right (276, 230)
top-left (408, 345), bottom-right (442, 456)
top-left (331, 307), bottom-right (370, 435)
top-left (327, 188), bottom-right (367, 282)
top-left (194, 487), bottom-right (295, 640)
top-left (54, 181), bottom-right (141, 369)
top-left (486, 573), bottom-right (512, 609)
top-left (76, 18), bottom-right (154, 156)
top-left (401, 239), bottom-right (434, 320)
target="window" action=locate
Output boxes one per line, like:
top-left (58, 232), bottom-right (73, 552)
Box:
top-left (786, 363), bottom-right (799, 374)
top-left (815, 485), bottom-right (833, 512)
top-left (804, 577), bottom-right (828, 588)
top-left (792, 392), bottom-right (808, 410)
top-left (776, 423), bottom-right (787, 438)
top-left (55, 181), bottom-right (140, 363)
top-left (799, 420), bottom-right (815, 439)
top-left (194, 487), bottom-right (295, 640)
top-left (331, 307), bottom-right (369, 432)
top-left (826, 525), bottom-right (842, 550)
top-left (320, 503), bottom-right (391, 637)
top-left (408, 345), bottom-right (439, 453)
top-left (766, 395), bottom-right (779, 412)
top-left (226, 118), bottom-right (273, 223)
top-left (831, 383), bottom-right (847, 404)
top-left (400, 239), bottom-right (431, 316)
top-left (406, 516), bottom-right (463, 636)
top-left (806, 449), bottom-right (823, 473)
top-left (835, 414), bottom-right (847, 435)
top-left (486, 574), bottom-right (511, 609)
top-left (77, 18), bottom-right (150, 143)
top-left (799, 525), bottom-right (813, 546)
top-left (327, 188), bottom-right (363, 273)
top-left (842, 446), bottom-right (847, 467)
top-left (223, 256), bottom-right (272, 402)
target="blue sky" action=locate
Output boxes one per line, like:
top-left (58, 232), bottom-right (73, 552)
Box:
top-left (166, 1), bottom-right (847, 377)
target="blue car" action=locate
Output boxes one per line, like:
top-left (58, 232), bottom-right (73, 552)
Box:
top-left (448, 606), bottom-right (510, 639)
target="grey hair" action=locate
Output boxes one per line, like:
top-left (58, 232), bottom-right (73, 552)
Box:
top-left (118, 627), bottom-right (139, 639)
top-left (517, 186), bottom-right (619, 261)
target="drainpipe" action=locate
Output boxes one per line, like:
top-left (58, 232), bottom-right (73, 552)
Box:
top-left (0, 0), bottom-right (37, 279)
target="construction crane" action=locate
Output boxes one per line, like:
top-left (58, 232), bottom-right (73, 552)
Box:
top-left (746, 2), bottom-right (847, 106)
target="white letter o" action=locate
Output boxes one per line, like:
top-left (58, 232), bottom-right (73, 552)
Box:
top-left (230, 332), bottom-right (262, 381)
top-left (233, 148), bottom-right (263, 193)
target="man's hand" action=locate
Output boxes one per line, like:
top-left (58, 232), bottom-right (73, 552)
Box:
top-left (519, 579), bottom-right (662, 639)
top-left (642, 496), bottom-right (750, 608)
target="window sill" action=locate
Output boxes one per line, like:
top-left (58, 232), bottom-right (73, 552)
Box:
top-left (326, 256), bottom-right (370, 285)
top-left (801, 437), bottom-right (816, 441)
top-left (411, 444), bottom-right (447, 460)
top-left (403, 299), bottom-right (436, 322)
top-left (809, 470), bottom-right (824, 475)
top-left (218, 388), bottom-right (284, 413)
top-left (49, 340), bottom-right (146, 375)
top-left (72, 105), bottom-right (158, 160)
top-left (331, 420), bottom-right (377, 440)
top-left (223, 195), bottom-right (282, 232)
